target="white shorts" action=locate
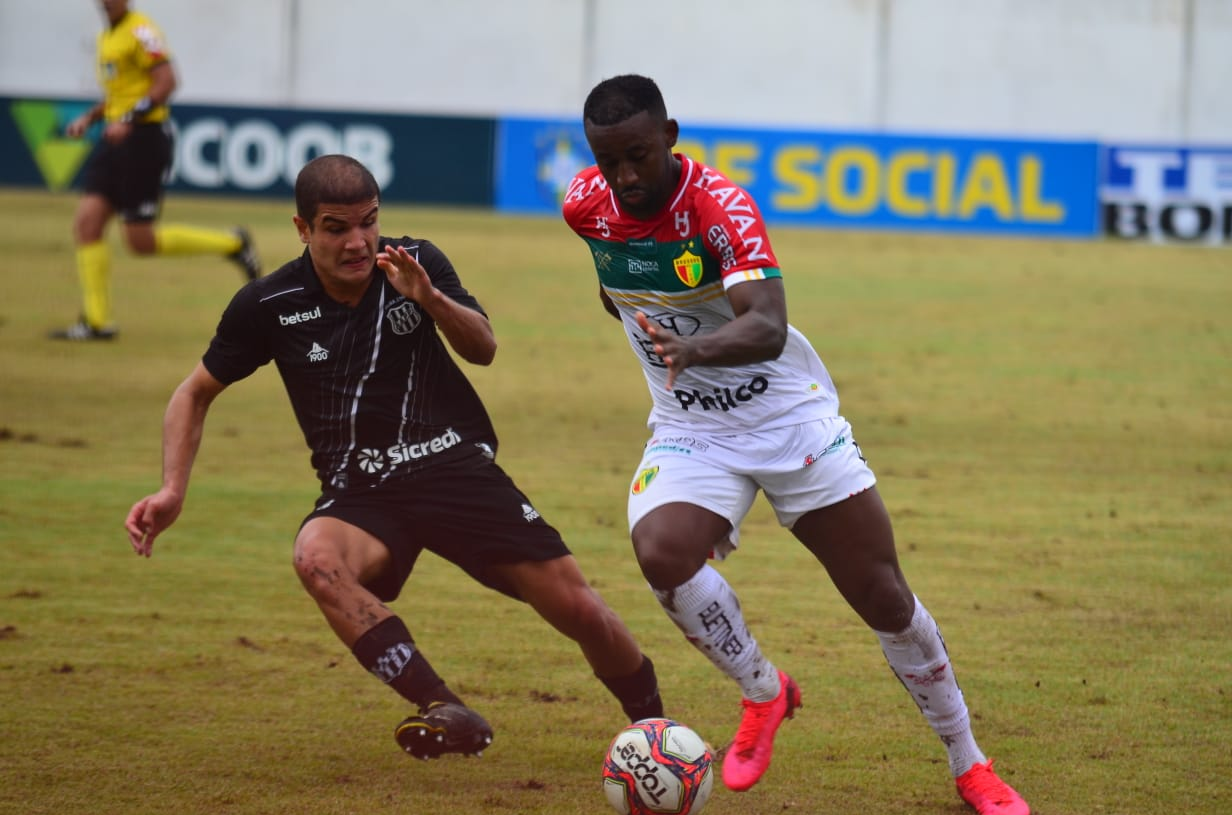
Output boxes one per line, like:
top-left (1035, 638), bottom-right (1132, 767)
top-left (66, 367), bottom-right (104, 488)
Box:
top-left (626, 416), bottom-right (876, 558)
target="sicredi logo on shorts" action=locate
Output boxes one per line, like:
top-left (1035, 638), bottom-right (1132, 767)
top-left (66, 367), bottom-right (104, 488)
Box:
top-left (355, 428), bottom-right (463, 474)
top-left (279, 306), bottom-right (322, 326)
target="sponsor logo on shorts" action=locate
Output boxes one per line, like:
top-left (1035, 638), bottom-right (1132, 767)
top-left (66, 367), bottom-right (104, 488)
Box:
top-left (674, 375), bottom-right (768, 412)
top-left (356, 428), bottom-right (462, 474)
top-left (656, 435), bottom-right (709, 451)
top-left (521, 503), bottom-right (541, 522)
top-left (280, 305), bottom-right (322, 325)
top-left (631, 466), bottom-right (659, 495)
top-left (803, 434), bottom-right (847, 467)
top-left (646, 435), bottom-right (710, 456)
top-left (307, 342), bottom-right (329, 362)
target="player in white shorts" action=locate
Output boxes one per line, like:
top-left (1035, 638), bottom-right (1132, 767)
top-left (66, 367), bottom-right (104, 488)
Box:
top-left (629, 417), bottom-right (876, 558)
top-left (563, 74), bottom-right (1029, 815)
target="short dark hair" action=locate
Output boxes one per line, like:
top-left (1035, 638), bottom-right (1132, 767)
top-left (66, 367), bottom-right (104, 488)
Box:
top-left (583, 74), bottom-right (667, 127)
top-left (294, 154), bottom-right (380, 223)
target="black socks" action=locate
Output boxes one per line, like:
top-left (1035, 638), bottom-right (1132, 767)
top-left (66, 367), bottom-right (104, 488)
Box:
top-left (599, 656), bottom-right (664, 722)
top-left (351, 616), bottom-right (463, 710)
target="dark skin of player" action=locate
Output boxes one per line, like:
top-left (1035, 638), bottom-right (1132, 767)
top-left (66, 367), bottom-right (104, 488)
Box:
top-left (584, 111), bottom-right (916, 633)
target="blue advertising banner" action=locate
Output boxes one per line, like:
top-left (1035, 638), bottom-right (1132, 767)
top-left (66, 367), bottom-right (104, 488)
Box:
top-left (1, 96), bottom-right (495, 206)
top-left (1101, 144), bottom-right (1232, 244)
top-left (497, 118), bottom-right (1099, 238)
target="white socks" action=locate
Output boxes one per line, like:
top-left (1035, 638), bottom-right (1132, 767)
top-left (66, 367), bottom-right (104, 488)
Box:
top-left (876, 597), bottom-right (987, 776)
top-left (656, 573), bottom-right (986, 775)
top-left (653, 564), bottom-right (780, 702)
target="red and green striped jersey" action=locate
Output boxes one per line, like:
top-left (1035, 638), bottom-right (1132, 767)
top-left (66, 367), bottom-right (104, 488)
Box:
top-left (564, 155), bottom-right (839, 433)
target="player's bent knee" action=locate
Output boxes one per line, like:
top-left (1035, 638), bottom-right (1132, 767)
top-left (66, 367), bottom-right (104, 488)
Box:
top-left (633, 540), bottom-right (702, 591)
top-left (858, 577), bottom-right (915, 632)
top-left (291, 538), bottom-right (345, 595)
top-left (125, 237), bottom-right (158, 255)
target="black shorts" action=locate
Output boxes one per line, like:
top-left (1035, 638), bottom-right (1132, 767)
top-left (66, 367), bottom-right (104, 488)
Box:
top-left (302, 454), bottom-right (571, 602)
top-left (81, 122), bottom-right (173, 222)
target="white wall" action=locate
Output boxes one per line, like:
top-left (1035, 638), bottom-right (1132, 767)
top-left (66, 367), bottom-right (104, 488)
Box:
top-left (1189, 0), bottom-right (1232, 141)
top-left (885, 0), bottom-right (1189, 139)
top-left (0, 0), bottom-right (1227, 140)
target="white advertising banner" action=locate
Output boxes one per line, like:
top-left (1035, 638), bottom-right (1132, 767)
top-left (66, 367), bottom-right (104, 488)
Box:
top-left (1102, 146), bottom-right (1232, 245)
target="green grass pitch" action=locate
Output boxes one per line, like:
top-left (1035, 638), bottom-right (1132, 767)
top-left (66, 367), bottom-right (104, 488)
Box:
top-left (0, 188), bottom-right (1229, 814)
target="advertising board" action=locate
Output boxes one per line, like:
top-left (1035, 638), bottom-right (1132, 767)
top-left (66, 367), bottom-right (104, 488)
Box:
top-left (1, 97), bottom-right (495, 206)
top-left (497, 118), bottom-right (1099, 238)
top-left (1101, 145), bottom-right (1232, 245)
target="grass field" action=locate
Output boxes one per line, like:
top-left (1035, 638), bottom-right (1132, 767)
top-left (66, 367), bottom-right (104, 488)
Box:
top-left (1, 187), bottom-right (1229, 815)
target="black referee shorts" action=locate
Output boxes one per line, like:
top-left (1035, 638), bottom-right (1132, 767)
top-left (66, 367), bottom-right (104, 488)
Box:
top-left (302, 453), bottom-right (572, 602)
top-left (81, 122), bottom-right (173, 222)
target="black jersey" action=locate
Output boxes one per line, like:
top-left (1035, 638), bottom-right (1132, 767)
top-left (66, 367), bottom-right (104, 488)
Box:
top-left (203, 235), bottom-right (498, 491)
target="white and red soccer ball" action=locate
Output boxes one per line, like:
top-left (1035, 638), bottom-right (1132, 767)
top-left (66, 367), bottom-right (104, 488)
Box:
top-left (602, 718), bottom-right (714, 815)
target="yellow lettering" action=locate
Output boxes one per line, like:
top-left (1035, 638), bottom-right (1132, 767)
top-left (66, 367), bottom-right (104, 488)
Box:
top-left (713, 142), bottom-right (758, 186)
top-left (676, 139), bottom-right (707, 164)
top-left (885, 151), bottom-right (931, 217)
top-left (934, 153), bottom-right (956, 217)
top-left (772, 145), bottom-right (822, 211)
top-left (827, 147), bottom-right (879, 215)
top-left (958, 153), bottom-right (1014, 220)
top-left (1018, 155), bottom-right (1064, 222)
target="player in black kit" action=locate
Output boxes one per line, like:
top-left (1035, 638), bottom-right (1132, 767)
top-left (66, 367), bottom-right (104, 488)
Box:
top-left (124, 154), bottom-right (663, 759)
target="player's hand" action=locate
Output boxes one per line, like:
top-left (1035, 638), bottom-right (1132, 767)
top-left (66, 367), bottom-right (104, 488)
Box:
top-left (636, 311), bottom-right (693, 390)
top-left (376, 244), bottom-right (435, 303)
top-left (124, 489), bottom-right (184, 558)
top-left (101, 121), bottom-right (133, 145)
top-left (65, 114), bottom-right (92, 139)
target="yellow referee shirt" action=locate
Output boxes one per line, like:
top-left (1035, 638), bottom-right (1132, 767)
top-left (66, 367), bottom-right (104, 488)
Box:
top-left (97, 10), bottom-right (172, 124)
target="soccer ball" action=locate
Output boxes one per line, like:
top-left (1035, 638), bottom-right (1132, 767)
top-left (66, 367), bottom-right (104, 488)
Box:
top-left (602, 718), bottom-right (714, 815)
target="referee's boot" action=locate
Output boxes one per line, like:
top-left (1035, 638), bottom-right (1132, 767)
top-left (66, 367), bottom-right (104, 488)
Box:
top-left (49, 318), bottom-right (118, 341)
top-left (227, 227), bottom-right (262, 281)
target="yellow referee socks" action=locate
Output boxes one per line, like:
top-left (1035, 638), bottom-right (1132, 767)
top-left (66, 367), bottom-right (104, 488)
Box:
top-left (76, 240), bottom-right (113, 329)
top-left (154, 224), bottom-right (242, 256)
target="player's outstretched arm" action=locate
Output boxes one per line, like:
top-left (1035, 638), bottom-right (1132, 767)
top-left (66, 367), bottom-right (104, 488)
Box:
top-left (65, 103), bottom-right (104, 138)
top-left (125, 363), bottom-right (227, 557)
top-left (125, 490), bottom-right (183, 557)
top-left (377, 244), bottom-right (497, 365)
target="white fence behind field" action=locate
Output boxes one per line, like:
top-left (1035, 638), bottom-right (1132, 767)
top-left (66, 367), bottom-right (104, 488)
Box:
top-left (0, 0), bottom-right (1228, 140)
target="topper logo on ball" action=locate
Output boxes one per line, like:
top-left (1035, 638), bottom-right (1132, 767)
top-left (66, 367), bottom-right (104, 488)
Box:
top-left (602, 718), bottom-right (714, 815)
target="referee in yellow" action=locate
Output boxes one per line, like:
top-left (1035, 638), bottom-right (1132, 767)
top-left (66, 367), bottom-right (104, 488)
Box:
top-left (53, 0), bottom-right (261, 341)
